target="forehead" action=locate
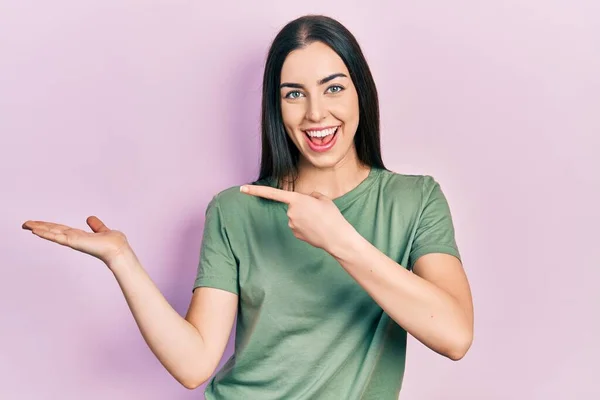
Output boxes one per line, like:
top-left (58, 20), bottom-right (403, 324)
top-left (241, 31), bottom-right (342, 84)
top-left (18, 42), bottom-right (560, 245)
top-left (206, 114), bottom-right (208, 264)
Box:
top-left (280, 41), bottom-right (349, 82)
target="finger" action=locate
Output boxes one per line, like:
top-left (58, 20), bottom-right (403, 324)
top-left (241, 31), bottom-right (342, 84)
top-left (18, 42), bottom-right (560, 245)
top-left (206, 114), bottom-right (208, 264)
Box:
top-left (240, 185), bottom-right (296, 204)
top-left (22, 220), bottom-right (71, 232)
top-left (31, 228), bottom-right (70, 247)
top-left (87, 216), bottom-right (110, 233)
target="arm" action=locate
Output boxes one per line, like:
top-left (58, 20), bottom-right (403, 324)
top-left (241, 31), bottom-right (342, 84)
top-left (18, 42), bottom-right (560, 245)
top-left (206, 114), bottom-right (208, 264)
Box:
top-left (330, 235), bottom-right (473, 360)
top-left (239, 178), bottom-right (473, 359)
top-left (22, 212), bottom-right (238, 389)
top-left (109, 250), bottom-right (238, 389)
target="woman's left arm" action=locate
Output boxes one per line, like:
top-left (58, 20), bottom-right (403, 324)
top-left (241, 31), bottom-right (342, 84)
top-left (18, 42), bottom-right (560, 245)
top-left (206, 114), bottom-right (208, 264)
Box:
top-left (239, 183), bottom-right (474, 360)
top-left (329, 232), bottom-right (474, 361)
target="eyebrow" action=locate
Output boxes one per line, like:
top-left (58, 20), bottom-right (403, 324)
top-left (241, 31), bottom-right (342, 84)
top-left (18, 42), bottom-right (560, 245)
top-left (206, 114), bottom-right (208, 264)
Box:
top-left (280, 73), bottom-right (348, 89)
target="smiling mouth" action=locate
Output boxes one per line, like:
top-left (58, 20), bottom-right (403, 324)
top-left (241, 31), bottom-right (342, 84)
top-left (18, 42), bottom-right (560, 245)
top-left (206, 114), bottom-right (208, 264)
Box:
top-left (303, 126), bottom-right (339, 146)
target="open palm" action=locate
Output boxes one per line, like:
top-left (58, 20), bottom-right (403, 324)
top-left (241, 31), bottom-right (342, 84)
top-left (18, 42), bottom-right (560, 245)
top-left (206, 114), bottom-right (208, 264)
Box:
top-left (22, 216), bottom-right (130, 265)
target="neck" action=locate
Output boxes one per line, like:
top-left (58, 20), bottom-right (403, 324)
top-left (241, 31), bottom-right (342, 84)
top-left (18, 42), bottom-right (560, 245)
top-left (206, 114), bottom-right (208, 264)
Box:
top-left (293, 157), bottom-right (371, 200)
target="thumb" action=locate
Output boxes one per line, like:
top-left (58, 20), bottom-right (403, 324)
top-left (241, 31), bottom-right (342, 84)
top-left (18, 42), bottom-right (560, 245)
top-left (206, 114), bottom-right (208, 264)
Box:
top-left (87, 216), bottom-right (110, 233)
top-left (310, 191), bottom-right (328, 200)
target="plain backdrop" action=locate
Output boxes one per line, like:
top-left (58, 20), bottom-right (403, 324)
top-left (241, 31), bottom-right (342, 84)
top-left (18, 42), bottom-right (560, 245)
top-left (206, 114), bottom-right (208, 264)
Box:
top-left (1, 1), bottom-right (599, 399)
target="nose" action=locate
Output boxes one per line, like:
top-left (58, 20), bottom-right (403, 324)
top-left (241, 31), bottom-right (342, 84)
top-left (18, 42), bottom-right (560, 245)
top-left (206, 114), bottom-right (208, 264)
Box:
top-left (305, 97), bottom-right (327, 122)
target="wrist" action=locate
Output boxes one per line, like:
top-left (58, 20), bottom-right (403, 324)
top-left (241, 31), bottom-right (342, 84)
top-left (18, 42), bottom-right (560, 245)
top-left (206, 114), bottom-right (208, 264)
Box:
top-left (327, 224), bottom-right (367, 261)
top-left (106, 246), bottom-right (139, 274)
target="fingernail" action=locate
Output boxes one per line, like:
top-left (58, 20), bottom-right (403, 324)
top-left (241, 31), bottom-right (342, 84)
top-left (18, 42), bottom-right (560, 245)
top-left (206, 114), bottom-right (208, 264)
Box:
top-left (240, 186), bottom-right (248, 193)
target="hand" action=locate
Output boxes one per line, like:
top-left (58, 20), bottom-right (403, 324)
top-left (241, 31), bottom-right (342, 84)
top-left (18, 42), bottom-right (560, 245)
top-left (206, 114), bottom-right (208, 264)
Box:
top-left (240, 185), bottom-right (355, 253)
top-left (22, 216), bottom-right (133, 268)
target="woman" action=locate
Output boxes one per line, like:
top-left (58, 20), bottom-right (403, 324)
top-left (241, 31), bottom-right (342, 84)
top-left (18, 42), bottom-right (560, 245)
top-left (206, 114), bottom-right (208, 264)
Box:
top-left (22, 15), bottom-right (473, 399)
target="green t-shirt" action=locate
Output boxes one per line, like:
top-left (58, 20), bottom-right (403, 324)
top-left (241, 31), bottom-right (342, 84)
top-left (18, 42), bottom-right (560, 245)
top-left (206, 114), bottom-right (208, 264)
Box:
top-left (194, 168), bottom-right (461, 399)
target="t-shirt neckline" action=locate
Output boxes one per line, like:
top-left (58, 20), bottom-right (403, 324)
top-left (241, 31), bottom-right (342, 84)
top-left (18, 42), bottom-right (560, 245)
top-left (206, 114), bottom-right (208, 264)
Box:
top-left (262, 167), bottom-right (382, 210)
top-left (331, 167), bottom-right (380, 210)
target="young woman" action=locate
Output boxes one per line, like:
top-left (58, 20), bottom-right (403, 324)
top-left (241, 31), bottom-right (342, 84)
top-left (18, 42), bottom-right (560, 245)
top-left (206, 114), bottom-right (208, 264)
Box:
top-left (22, 15), bottom-right (473, 399)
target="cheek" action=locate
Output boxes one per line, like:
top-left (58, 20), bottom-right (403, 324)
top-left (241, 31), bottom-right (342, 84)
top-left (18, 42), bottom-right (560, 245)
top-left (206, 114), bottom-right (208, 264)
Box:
top-left (280, 103), bottom-right (304, 128)
top-left (280, 103), bottom-right (303, 142)
top-left (332, 96), bottom-right (360, 128)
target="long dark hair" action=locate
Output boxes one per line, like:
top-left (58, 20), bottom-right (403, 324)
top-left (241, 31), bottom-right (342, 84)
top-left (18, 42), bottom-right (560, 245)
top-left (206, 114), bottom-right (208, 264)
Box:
top-left (258, 15), bottom-right (386, 188)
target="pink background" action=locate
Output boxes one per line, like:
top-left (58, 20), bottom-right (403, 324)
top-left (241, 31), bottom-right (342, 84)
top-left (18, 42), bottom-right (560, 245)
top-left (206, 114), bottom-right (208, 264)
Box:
top-left (2, 1), bottom-right (599, 399)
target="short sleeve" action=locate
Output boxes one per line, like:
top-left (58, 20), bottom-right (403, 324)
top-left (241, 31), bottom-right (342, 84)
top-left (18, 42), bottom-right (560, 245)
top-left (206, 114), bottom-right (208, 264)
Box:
top-left (408, 177), bottom-right (461, 270)
top-left (193, 195), bottom-right (239, 295)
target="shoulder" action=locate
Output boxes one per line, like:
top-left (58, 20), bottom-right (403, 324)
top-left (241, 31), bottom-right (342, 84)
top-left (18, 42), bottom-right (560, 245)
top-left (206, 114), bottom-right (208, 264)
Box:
top-left (205, 176), bottom-right (274, 215)
top-left (377, 169), bottom-right (440, 200)
top-left (205, 185), bottom-right (248, 213)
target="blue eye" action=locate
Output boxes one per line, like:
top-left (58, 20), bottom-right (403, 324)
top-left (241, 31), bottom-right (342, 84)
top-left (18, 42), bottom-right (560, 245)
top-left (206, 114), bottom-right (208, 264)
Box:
top-left (326, 85), bottom-right (344, 94)
top-left (285, 91), bottom-right (303, 99)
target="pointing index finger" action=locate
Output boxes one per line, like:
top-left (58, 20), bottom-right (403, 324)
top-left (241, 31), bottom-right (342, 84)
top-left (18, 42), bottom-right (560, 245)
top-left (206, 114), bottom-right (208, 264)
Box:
top-left (240, 185), bottom-right (296, 204)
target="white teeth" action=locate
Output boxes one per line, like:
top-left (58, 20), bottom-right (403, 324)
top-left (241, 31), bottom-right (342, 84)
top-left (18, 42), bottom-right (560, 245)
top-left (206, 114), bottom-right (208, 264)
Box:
top-left (305, 127), bottom-right (338, 137)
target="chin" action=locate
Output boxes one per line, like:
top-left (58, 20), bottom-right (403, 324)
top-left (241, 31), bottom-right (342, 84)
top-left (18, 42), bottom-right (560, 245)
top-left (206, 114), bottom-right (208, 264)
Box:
top-left (303, 154), bottom-right (342, 169)
top-left (300, 144), bottom-right (357, 170)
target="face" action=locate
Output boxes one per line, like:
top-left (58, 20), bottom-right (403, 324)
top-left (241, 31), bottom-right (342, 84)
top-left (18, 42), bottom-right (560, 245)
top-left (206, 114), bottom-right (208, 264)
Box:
top-left (279, 41), bottom-right (360, 170)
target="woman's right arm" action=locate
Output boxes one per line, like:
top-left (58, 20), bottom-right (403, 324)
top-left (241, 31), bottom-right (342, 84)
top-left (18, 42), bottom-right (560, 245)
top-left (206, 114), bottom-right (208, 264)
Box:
top-left (22, 216), bottom-right (238, 390)
top-left (109, 250), bottom-right (238, 389)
